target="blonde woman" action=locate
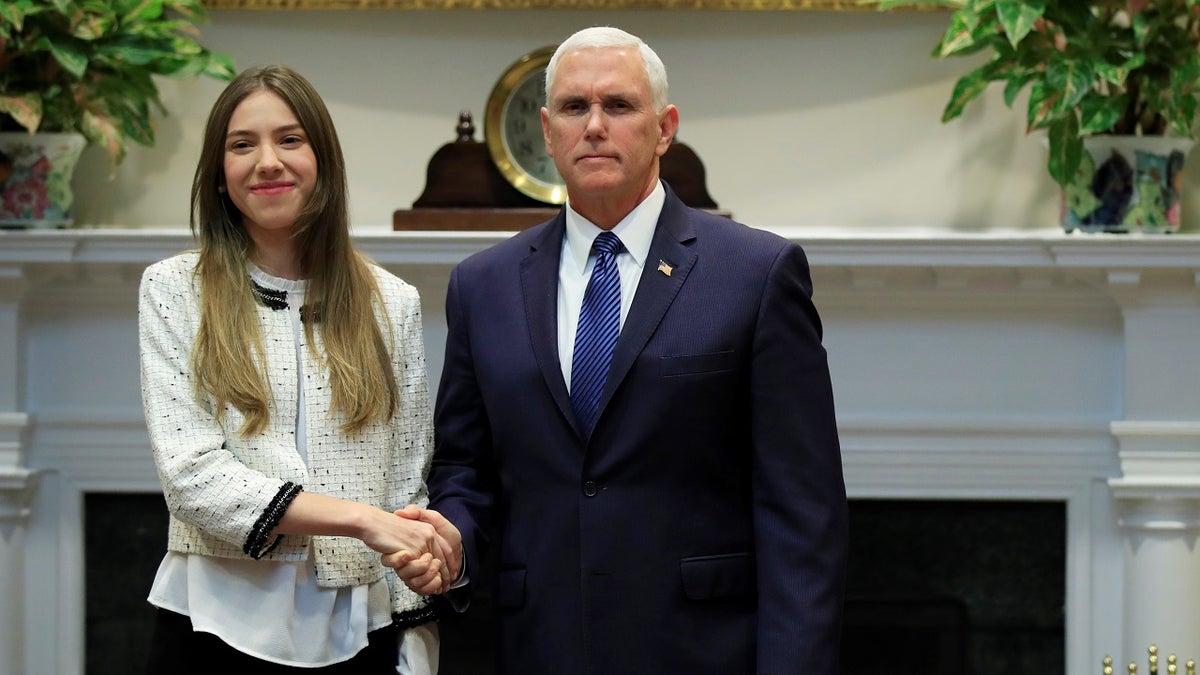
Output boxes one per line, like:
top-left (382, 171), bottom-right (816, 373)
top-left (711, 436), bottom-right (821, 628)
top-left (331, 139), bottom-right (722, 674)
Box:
top-left (138, 65), bottom-right (455, 674)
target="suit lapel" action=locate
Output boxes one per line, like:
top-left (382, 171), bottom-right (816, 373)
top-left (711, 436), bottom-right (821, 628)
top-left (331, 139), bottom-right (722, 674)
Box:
top-left (519, 214), bottom-right (578, 432)
top-left (597, 190), bottom-right (697, 421)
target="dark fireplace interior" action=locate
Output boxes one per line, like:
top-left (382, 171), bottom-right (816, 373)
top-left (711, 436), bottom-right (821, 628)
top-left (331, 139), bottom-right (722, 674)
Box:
top-left (84, 495), bottom-right (1065, 675)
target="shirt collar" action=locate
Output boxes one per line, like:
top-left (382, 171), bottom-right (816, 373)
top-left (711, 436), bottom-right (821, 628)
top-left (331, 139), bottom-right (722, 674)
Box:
top-left (564, 181), bottom-right (665, 275)
top-left (247, 261), bottom-right (307, 294)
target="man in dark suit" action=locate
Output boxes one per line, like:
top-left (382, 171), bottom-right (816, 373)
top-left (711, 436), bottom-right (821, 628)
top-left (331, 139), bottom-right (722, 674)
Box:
top-left (394, 25), bottom-right (847, 675)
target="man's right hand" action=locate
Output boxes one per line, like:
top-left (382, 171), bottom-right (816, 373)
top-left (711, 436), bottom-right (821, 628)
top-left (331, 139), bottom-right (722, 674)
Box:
top-left (386, 506), bottom-right (464, 595)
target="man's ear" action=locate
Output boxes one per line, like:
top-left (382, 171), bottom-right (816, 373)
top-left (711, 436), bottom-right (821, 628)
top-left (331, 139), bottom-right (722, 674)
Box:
top-left (657, 105), bottom-right (680, 156)
top-left (542, 107), bottom-right (553, 156)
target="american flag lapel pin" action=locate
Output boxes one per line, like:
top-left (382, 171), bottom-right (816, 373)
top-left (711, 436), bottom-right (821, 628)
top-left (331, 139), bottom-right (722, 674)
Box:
top-left (657, 259), bottom-right (673, 277)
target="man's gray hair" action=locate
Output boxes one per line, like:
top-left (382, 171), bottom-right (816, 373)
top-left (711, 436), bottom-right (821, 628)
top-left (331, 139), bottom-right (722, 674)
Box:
top-left (544, 26), bottom-right (669, 111)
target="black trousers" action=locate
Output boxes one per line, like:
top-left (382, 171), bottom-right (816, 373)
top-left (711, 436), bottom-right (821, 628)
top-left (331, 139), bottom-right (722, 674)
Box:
top-left (144, 608), bottom-right (400, 674)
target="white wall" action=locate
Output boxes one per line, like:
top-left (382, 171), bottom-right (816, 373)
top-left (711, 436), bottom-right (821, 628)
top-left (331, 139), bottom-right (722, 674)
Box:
top-left (70, 9), bottom-right (1118, 234)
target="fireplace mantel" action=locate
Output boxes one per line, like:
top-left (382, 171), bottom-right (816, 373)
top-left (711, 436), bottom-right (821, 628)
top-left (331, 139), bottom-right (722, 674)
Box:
top-left (4, 227), bottom-right (1200, 674)
top-left (6, 226), bottom-right (1200, 267)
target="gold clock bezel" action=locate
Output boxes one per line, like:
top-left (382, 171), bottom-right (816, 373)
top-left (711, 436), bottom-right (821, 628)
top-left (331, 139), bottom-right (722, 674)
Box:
top-left (484, 45), bottom-right (566, 205)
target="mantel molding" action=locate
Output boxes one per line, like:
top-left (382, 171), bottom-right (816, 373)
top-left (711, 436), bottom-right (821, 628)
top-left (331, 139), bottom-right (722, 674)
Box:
top-left (0, 467), bottom-right (40, 523)
top-left (4, 228), bottom-right (1200, 274)
top-left (1110, 422), bottom-right (1200, 492)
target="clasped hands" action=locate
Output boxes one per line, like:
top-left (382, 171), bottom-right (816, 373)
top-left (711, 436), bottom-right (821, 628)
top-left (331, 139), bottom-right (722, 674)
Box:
top-left (366, 504), bottom-right (463, 596)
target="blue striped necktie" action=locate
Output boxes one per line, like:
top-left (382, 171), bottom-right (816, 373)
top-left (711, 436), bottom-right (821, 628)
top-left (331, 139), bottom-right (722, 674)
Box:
top-left (571, 231), bottom-right (623, 434)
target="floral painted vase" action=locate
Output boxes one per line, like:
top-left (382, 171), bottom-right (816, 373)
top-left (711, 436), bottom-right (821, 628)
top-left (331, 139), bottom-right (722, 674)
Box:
top-left (0, 132), bottom-right (87, 228)
top-left (1059, 136), bottom-right (1195, 234)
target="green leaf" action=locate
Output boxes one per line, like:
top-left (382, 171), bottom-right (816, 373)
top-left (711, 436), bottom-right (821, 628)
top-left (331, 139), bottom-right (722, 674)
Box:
top-left (162, 0), bottom-right (208, 23)
top-left (1170, 52), bottom-right (1200, 94)
top-left (119, 102), bottom-right (156, 147)
top-left (1172, 96), bottom-right (1198, 137)
top-left (0, 93), bottom-right (44, 132)
top-left (1162, 50), bottom-right (1200, 137)
top-left (1046, 115), bottom-right (1081, 187)
top-left (995, 0), bottom-right (1043, 49)
top-left (38, 35), bottom-right (89, 79)
top-left (119, 0), bottom-right (164, 22)
top-left (0, 0), bottom-right (38, 31)
top-left (942, 65), bottom-right (994, 121)
top-left (70, 7), bottom-right (114, 41)
top-left (1026, 80), bottom-right (1062, 130)
top-left (1045, 54), bottom-right (1093, 111)
top-left (1094, 53), bottom-right (1142, 88)
top-left (1130, 7), bottom-right (1149, 48)
top-left (203, 52), bottom-right (236, 81)
top-left (938, 9), bottom-right (985, 57)
top-left (79, 106), bottom-right (125, 165)
top-left (95, 35), bottom-right (195, 69)
top-left (1002, 71), bottom-right (1035, 108)
top-left (1078, 95), bottom-right (1125, 134)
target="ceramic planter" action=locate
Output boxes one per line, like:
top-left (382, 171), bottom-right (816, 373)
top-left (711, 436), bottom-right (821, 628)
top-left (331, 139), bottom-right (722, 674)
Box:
top-left (1059, 136), bottom-right (1195, 234)
top-left (0, 132), bottom-right (87, 229)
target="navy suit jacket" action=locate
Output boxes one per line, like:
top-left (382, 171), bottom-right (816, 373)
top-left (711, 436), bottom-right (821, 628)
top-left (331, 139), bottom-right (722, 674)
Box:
top-left (429, 185), bottom-right (848, 675)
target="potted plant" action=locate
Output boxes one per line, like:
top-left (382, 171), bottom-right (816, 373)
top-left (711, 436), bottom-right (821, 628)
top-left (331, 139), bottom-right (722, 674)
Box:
top-left (0, 0), bottom-right (235, 227)
top-left (871, 0), bottom-right (1200, 233)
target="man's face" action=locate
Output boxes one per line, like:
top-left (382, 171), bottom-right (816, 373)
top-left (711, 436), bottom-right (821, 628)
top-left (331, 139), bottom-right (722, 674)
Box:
top-left (542, 47), bottom-right (678, 221)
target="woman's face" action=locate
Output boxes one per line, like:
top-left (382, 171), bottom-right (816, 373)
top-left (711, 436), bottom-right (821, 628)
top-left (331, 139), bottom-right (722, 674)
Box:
top-left (222, 89), bottom-right (317, 239)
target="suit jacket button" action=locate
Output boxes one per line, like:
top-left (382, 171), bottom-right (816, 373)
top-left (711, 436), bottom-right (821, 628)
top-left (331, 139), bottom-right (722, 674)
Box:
top-left (583, 481), bottom-right (599, 497)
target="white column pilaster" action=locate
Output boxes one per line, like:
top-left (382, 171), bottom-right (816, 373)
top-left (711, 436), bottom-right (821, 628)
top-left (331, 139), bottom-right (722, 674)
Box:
top-left (0, 459), bottom-right (38, 675)
top-left (1107, 269), bottom-right (1200, 666)
top-left (1109, 422), bottom-right (1200, 663)
top-left (0, 265), bottom-right (35, 675)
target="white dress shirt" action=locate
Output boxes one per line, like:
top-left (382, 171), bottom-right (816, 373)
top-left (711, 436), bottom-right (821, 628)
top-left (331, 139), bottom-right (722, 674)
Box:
top-left (558, 181), bottom-right (666, 390)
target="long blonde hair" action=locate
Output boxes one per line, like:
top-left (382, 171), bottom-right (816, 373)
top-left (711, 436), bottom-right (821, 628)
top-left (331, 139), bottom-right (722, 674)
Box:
top-left (189, 65), bottom-right (397, 437)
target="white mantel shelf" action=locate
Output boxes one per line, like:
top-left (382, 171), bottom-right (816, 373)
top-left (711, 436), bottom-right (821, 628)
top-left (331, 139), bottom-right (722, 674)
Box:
top-left (4, 227), bottom-right (1200, 270)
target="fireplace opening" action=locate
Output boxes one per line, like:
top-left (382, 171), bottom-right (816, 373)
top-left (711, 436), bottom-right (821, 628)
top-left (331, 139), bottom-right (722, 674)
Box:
top-left (84, 496), bottom-right (1064, 674)
top-left (841, 596), bottom-right (968, 675)
top-left (844, 499), bottom-right (1066, 675)
top-left (83, 492), bottom-right (168, 674)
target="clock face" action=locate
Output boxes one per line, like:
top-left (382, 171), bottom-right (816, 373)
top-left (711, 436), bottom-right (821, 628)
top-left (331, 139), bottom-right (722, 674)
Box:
top-left (485, 46), bottom-right (567, 205)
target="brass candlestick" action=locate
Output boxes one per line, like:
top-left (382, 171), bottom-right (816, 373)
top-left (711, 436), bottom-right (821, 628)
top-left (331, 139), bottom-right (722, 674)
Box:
top-left (1104, 646), bottom-right (1198, 675)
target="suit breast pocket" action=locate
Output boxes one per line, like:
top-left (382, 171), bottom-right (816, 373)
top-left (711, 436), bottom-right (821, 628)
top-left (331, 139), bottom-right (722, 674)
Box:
top-left (659, 350), bottom-right (737, 377)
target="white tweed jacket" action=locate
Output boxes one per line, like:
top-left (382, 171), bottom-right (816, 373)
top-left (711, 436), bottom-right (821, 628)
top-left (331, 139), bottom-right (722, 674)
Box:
top-left (138, 251), bottom-right (434, 621)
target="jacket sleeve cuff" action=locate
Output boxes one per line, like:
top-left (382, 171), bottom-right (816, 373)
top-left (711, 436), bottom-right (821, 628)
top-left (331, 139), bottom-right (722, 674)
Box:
top-left (243, 481), bottom-right (303, 559)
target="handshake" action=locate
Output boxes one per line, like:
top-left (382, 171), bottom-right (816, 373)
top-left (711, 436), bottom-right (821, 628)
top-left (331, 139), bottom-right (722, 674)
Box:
top-left (373, 504), bottom-right (464, 596)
